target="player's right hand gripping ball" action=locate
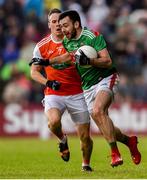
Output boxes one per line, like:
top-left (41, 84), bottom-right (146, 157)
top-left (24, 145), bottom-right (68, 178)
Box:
top-left (46, 80), bottom-right (61, 90)
top-left (29, 58), bottom-right (50, 66)
top-left (75, 50), bottom-right (90, 66)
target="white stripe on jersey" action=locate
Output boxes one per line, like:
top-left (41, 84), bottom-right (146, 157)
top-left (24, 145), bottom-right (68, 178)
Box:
top-left (37, 36), bottom-right (51, 48)
top-left (33, 45), bottom-right (42, 58)
top-left (84, 30), bottom-right (96, 37)
top-left (33, 36), bottom-right (52, 59)
top-left (82, 30), bottom-right (96, 39)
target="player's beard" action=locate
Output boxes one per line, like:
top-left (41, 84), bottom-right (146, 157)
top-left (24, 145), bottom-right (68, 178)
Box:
top-left (70, 28), bottom-right (77, 39)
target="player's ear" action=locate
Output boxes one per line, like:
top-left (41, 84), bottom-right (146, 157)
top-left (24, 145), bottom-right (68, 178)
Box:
top-left (74, 21), bottom-right (79, 28)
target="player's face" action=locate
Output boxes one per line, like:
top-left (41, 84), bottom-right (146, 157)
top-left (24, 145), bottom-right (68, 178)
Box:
top-left (59, 16), bottom-right (77, 39)
top-left (48, 13), bottom-right (63, 36)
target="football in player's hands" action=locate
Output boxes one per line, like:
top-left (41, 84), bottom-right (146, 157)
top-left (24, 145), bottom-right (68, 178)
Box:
top-left (75, 45), bottom-right (97, 68)
top-left (75, 49), bottom-right (90, 66)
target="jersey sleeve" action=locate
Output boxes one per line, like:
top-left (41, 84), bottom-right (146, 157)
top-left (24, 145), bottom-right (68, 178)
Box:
top-left (33, 45), bottom-right (43, 58)
top-left (92, 34), bottom-right (107, 52)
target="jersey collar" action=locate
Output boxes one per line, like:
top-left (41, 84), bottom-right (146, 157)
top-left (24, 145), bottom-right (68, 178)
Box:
top-left (51, 34), bottom-right (63, 43)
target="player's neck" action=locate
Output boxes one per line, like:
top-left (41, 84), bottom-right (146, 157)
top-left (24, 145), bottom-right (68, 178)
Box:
top-left (75, 28), bottom-right (82, 39)
top-left (51, 34), bottom-right (63, 42)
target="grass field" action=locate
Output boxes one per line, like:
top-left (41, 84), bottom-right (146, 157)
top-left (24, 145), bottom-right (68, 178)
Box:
top-left (0, 136), bottom-right (146, 179)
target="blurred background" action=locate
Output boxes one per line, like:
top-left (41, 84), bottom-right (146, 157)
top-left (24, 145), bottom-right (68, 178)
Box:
top-left (0, 0), bottom-right (147, 139)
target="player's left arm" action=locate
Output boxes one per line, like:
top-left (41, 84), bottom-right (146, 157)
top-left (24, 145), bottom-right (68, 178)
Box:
top-left (89, 33), bottom-right (112, 68)
top-left (30, 52), bottom-right (73, 66)
top-left (75, 33), bottom-right (112, 68)
top-left (90, 48), bottom-right (112, 68)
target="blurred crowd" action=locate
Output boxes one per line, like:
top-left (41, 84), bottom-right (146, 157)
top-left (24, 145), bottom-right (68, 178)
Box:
top-left (0, 0), bottom-right (147, 105)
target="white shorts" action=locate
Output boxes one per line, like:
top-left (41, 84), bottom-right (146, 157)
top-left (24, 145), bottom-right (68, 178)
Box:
top-left (43, 93), bottom-right (90, 124)
top-left (84, 73), bottom-right (120, 113)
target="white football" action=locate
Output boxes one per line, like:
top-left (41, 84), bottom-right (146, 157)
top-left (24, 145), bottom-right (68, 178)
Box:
top-left (75, 45), bottom-right (97, 68)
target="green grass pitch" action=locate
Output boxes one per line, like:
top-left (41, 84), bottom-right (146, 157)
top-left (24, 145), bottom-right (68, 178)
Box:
top-left (0, 136), bottom-right (146, 179)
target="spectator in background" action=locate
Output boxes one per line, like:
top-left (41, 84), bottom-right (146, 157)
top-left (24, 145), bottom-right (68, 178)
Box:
top-left (68, 1), bottom-right (87, 27)
top-left (18, 23), bottom-right (39, 64)
top-left (66, 0), bottom-right (110, 30)
top-left (2, 37), bottom-right (19, 64)
top-left (23, 0), bottom-right (44, 19)
top-left (86, 0), bottom-right (110, 30)
top-left (44, 0), bottom-right (61, 10)
top-left (2, 64), bottom-right (32, 104)
top-left (0, 0), bottom-right (47, 103)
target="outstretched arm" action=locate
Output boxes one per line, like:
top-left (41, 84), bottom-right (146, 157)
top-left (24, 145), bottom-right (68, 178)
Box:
top-left (30, 64), bottom-right (47, 85)
top-left (50, 52), bottom-right (73, 64)
top-left (29, 52), bottom-right (73, 66)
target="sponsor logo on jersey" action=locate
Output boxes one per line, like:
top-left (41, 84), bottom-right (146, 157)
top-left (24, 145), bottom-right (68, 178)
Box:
top-left (47, 50), bottom-right (54, 55)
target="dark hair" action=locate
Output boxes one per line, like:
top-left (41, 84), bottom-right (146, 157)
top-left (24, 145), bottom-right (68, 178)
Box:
top-left (48, 8), bottom-right (61, 16)
top-left (59, 10), bottom-right (82, 27)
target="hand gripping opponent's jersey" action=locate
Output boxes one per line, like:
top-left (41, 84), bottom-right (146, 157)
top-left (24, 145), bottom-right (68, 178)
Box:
top-left (63, 27), bottom-right (117, 90)
top-left (33, 34), bottom-right (83, 95)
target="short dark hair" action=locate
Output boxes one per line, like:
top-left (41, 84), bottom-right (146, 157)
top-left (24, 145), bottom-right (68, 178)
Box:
top-left (59, 10), bottom-right (82, 27)
top-left (48, 8), bottom-right (61, 16)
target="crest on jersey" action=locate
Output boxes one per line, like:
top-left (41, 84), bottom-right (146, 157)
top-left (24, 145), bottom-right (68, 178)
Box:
top-left (56, 46), bottom-right (63, 55)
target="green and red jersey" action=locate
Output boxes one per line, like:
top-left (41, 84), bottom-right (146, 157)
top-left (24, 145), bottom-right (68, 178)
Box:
top-left (63, 27), bottom-right (117, 90)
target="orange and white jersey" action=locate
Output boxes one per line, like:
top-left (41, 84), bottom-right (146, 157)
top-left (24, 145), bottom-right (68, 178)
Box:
top-left (33, 34), bottom-right (83, 96)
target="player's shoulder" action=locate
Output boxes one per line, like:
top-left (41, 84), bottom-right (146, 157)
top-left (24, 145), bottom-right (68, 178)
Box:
top-left (90, 30), bottom-right (100, 36)
top-left (82, 27), bottom-right (100, 39)
top-left (37, 34), bottom-right (52, 48)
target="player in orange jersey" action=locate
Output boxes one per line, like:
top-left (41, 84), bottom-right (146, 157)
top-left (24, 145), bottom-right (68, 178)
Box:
top-left (29, 8), bottom-right (93, 172)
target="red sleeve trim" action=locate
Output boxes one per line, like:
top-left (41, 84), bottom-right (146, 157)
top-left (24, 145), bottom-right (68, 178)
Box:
top-left (91, 30), bottom-right (100, 36)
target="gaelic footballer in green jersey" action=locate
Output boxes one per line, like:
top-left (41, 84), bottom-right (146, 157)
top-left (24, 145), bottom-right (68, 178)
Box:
top-left (59, 10), bottom-right (141, 167)
top-left (62, 27), bottom-right (117, 90)
top-left (59, 10), bottom-right (116, 90)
